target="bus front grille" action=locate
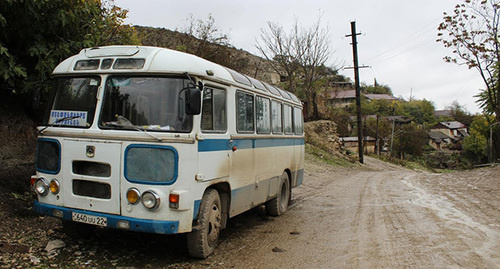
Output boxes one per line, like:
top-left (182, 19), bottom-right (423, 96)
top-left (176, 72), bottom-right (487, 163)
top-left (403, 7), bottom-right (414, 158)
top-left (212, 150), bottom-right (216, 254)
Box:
top-left (72, 161), bottom-right (111, 177)
top-left (72, 179), bottom-right (111, 199)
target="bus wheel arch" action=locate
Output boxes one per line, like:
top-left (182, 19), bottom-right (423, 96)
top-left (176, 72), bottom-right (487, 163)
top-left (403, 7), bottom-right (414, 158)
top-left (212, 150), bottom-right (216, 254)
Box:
top-left (187, 184), bottom-right (230, 258)
top-left (285, 169), bottom-right (292, 204)
top-left (266, 170), bottom-right (291, 216)
top-left (208, 183), bottom-right (230, 229)
top-left (187, 188), bottom-right (222, 258)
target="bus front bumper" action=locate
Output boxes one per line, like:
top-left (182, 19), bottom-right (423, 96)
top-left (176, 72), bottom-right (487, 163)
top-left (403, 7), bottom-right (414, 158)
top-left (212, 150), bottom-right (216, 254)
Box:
top-left (34, 201), bottom-right (179, 234)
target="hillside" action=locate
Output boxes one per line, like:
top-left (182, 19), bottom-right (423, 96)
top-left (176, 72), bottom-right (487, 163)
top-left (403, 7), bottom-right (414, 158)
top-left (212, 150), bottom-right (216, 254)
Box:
top-left (135, 26), bottom-right (280, 85)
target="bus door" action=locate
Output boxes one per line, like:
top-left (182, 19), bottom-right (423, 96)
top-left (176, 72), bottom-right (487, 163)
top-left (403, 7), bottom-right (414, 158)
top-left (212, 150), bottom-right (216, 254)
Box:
top-left (196, 86), bottom-right (230, 182)
top-left (61, 139), bottom-right (122, 214)
top-left (254, 96), bottom-right (274, 205)
top-left (197, 137), bottom-right (231, 181)
top-left (228, 91), bottom-right (257, 216)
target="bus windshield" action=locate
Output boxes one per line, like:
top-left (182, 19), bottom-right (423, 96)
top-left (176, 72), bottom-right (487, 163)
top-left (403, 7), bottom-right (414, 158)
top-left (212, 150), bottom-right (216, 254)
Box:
top-left (99, 76), bottom-right (193, 132)
top-left (43, 77), bottom-right (100, 128)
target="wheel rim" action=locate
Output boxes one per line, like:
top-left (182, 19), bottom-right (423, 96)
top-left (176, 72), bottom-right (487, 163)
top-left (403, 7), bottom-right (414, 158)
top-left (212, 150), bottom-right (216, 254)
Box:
top-left (207, 201), bottom-right (221, 246)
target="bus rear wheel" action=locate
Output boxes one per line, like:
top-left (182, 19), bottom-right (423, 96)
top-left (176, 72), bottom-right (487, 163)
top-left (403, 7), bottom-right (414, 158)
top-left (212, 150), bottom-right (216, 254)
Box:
top-left (187, 188), bottom-right (222, 258)
top-left (266, 171), bottom-right (290, 216)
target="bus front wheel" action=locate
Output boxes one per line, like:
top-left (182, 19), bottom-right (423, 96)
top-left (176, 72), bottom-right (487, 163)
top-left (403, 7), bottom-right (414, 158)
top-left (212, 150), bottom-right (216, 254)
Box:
top-left (266, 171), bottom-right (291, 216)
top-left (187, 188), bottom-right (222, 258)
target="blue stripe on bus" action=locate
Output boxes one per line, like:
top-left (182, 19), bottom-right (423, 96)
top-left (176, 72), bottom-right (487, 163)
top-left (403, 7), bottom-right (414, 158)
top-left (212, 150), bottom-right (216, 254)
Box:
top-left (34, 201), bottom-right (179, 234)
top-left (233, 139), bottom-right (254, 150)
top-left (198, 138), bottom-right (304, 152)
top-left (254, 138), bottom-right (304, 148)
top-left (193, 200), bottom-right (201, 220)
top-left (198, 139), bottom-right (231, 152)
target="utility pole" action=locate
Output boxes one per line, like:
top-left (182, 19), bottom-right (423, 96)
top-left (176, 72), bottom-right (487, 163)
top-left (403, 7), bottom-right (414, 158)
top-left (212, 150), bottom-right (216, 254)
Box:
top-left (375, 114), bottom-right (379, 155)
top-left (490, 122), bottom-right (500, 163)
top-left (347, 21), bottom-right (363, 164)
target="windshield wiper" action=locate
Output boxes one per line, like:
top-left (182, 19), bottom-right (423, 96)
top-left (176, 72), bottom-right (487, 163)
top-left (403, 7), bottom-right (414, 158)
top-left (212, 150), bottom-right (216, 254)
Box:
top-left (38, 115), bottom-right (82, 134)
top-left (105, 115), bottom-right (163, 142)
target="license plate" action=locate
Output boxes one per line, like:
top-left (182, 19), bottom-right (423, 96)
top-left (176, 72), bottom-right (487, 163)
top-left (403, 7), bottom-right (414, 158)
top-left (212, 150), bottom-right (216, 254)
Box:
top-left (72, 212), bottom-right (107, 227)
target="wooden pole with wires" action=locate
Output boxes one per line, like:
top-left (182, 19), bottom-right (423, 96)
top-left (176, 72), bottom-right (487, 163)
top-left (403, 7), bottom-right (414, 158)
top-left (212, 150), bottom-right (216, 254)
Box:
top-left (347, 21), bottom-right (363, 164)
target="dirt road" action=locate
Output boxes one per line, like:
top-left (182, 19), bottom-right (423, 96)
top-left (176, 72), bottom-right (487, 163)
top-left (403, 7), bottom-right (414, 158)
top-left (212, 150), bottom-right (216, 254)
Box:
top-left (1, 156), bottom-right (499, 268)
top-left (195, 156), bottom-right (500, 269)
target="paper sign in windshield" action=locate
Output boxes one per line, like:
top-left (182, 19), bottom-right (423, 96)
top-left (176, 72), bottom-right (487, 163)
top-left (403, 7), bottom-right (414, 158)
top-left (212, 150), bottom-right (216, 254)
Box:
top-left (49, 110), bottom-right (88, 127)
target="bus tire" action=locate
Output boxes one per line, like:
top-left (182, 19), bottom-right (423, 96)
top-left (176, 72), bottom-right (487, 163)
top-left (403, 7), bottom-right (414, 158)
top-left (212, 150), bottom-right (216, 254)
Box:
top-left (187, 189), bottom-right (222, 258)
top-left (266, 171), bottom-right (290, 216)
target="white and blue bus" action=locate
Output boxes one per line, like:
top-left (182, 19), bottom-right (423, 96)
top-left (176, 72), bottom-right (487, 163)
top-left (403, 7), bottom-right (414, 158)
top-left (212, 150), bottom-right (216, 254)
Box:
top-left (32, 46), bottom-right (304, 258)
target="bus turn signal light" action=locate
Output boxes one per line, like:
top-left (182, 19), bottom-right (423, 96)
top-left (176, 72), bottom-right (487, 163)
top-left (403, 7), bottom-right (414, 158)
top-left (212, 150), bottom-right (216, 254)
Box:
top-left (127, 188), bottom-right (140, 205)
top-left (169, 193), bottom-right (179, 209)
top-left (30, 176), bottom-right (37, 186)
top-left (49, 179), bottom-right (60, 194)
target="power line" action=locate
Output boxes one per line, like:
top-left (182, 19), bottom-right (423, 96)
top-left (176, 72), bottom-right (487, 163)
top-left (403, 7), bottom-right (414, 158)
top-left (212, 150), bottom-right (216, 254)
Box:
top-left (365, 18), bottom-right (441, 64)
top-left (374, 34), bottom-right (436, 64)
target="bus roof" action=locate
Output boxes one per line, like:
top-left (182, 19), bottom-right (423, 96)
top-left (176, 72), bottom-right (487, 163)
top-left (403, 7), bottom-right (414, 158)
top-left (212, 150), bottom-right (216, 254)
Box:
top-left (53, 45), bottom-right (301, 105)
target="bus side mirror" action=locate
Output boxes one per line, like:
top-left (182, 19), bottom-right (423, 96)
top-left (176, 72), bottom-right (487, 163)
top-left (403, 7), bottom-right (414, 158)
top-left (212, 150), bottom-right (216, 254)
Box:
top-left (185, 87), bottom-right (201, 115)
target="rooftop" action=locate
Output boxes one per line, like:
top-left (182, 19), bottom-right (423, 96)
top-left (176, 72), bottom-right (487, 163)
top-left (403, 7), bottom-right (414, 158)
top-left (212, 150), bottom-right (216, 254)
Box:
top-left (364, 94), bottom-right (397, 101)
top-left (433, 121), bottom-right (467, 130)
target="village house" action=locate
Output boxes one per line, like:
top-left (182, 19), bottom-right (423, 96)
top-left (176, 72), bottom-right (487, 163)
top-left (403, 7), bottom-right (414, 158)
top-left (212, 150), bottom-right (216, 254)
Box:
top-left (428, 121), bottom-right (469, 151)
top-left (340, 136), bottom-right (377, 154)
top-left (325, 89), bottom-right (356, 108)
top-left (324, 88), bottom-right (398, 108)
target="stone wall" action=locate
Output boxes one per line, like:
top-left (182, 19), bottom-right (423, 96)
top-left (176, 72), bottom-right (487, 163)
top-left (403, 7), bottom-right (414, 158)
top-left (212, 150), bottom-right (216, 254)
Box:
top-left (304, 120), bottom-right (344, 155)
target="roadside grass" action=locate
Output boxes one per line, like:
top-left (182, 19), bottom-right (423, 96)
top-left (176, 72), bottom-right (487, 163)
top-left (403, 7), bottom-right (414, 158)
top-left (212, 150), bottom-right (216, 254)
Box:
top-left (305, 143), bottom-right (356, 167)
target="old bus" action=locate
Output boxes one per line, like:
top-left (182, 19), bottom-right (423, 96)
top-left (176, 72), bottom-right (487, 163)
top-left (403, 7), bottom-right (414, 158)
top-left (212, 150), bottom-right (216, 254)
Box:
top-left (32, 46), bottom-right (304, 258)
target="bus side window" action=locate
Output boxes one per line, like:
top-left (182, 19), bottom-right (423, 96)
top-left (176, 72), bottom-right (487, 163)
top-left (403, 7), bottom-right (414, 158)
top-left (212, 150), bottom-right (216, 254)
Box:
top-left (293, 107), bottom-right (304, 135)
top-left (271, 100), bottom-right (282, 134)
top-left (283, 104), bottom-right (293, 134)
top-left (201, 88), bottom-right (226, 132)
top-left (256, 96), bottom-right (271, 134)
top-left (236, 91), bottom-right (254, 133)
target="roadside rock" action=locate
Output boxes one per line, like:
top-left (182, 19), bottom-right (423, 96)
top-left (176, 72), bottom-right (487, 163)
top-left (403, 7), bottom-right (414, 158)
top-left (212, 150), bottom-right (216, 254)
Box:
top-left (29, 255), bottom-right (40, 265)
top-left (44, 240), bottom-right (65, 253)
top-left (272, 247), bottom-right (286, 253)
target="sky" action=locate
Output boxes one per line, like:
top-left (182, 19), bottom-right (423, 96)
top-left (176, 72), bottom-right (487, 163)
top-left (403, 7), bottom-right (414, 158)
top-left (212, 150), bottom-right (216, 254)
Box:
top-left (114, 0), bottom-right (485, 113)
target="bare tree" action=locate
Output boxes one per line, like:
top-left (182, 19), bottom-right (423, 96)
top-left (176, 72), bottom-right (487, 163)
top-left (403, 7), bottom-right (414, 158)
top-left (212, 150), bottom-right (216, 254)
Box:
top-left (256, 15), bottom-right (333, 119)
top-left (437, 0), bottom-right (500, 121)
top-left (255, 22), bottom-right (300, 92)
top-left (178, 14), bottom-right (233, 64)
top-left (183, 13), bottom-right (230, 55)
top-left (295, 17), bottom-right (332, 119)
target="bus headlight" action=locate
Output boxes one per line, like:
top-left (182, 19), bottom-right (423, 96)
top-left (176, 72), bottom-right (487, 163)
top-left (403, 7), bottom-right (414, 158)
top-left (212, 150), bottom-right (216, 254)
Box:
top-left (34, 178), bottom-right (49, 196)
top-left (49, 179), bottom-right (60, 194)
top-left (126, 188), bottom-right (140, 205)
top-left (141, 191), bottom-right (160, 210)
